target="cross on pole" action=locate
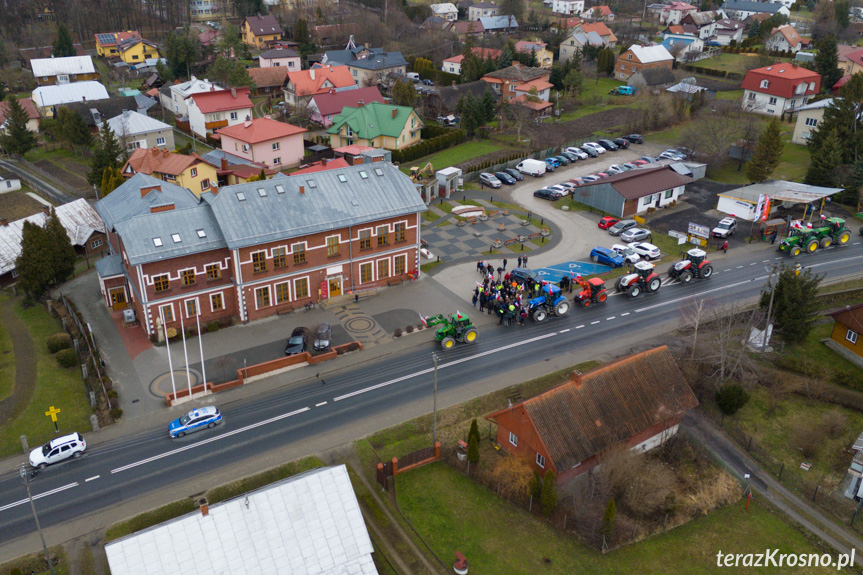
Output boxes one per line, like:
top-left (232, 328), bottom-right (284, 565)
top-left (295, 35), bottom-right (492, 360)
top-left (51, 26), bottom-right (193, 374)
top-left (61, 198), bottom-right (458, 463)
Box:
top-left (45, 406), bottom-right (61, 434)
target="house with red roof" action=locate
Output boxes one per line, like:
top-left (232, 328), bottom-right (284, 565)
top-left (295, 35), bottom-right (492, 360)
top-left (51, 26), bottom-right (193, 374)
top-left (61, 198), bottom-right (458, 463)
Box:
top-left (587, 4), bottom-right (614, 20)
top-left (659, 2), bottom-right (697, 25)
top-left (284, 65), bottom-right (357, 107)
top-left (0, 98), bottom-right (40, 133)
top-left (307, 86), bottom-right (386, 127)
top-left (741, 63), bottom-right (820, 117)
top-left (575, 21), bottom-right (618, 47)
top-left (441, 47), bottom-right (502, 75)
top-left (765, 24), bottom-right (805, 54)
top-left (186, 88), bottom-right (254, 139)
top-left (481, 63), bottom-right (553, 102)
top-left (217, 117), bottom-right (307, 168)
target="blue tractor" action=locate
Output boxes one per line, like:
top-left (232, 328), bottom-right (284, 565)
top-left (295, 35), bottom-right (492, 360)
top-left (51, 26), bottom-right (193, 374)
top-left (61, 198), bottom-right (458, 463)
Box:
top-left (526, 283), bottom-right (570, 322)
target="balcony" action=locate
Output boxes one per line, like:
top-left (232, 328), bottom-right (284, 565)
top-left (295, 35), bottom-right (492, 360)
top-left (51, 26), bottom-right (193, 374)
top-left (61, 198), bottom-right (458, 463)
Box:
top-left (205, 119), bottom-right (229, 130)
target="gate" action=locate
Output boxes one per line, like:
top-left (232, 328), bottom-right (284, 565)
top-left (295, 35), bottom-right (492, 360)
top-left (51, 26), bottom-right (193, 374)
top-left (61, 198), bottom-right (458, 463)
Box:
top-left (376, 460), bottom-right (393, 490)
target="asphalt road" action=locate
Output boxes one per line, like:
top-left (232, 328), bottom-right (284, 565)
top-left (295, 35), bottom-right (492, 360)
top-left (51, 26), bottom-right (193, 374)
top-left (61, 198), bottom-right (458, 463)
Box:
top-left (1, 243), bottom-right (862, 548)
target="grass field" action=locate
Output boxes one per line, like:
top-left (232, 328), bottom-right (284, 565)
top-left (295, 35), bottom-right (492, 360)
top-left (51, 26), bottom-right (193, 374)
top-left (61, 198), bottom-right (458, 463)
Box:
top-left (400, 140), bottom-right (505, 173)
top-left (710, 133), bottom-right (809, 185)
top-left (396, 462), bottom-right (836, 574)
top-left (0, 312), bottom-right (12, 403)
top-left (780, 323), bottom-right (863, 390)
top-left (0, 188), bottom-right (46, 222)
top-left (0, 297), bottom-right (92, 458)
top-left (697, 53), bottom-right (791, 76)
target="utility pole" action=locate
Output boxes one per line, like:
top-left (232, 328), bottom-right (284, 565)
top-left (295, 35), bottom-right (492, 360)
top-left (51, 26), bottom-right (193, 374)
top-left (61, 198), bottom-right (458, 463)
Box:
top-left (762, 265), bottom-right (778, 354)
top-left (20, 465), bottom-right (56, 575)
top-left (433, 353), bottom-right (439, 444)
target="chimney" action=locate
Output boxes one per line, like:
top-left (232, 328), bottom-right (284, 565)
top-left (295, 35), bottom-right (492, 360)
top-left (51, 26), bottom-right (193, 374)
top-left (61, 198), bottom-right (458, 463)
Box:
top-left (571, 370), bottom-right (583, 390)
top-left (231, 87), bottom-right (237, 98)
top-left (300, 185), bottom-right (305, 194)
top-left (220, 158), bottom-right (229, 170)
top-left (352, 156), bottom-right (364, 165)
top-left (42, 205), bottom-right (50, 216)
top-left (392, 109), bottom-right (397, 119)
top-left (150, 203), bottom-right (175, 213)
top-left (199, 497), bottom-right (209, 517)
top-left (358, 99), bottom-right (364, 107)
top-left (0, 217), bottom-right (7, 226)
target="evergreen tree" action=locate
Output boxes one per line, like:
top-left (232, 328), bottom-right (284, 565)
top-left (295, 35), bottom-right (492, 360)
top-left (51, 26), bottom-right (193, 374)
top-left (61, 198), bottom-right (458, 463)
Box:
top-left (541, 469), bottom-right (558, 516)
top-left (101, 166), bottom-right (124, 195)
top-left (53, 23), bottom-right (75, 57)
top-left (480, 89), bottom-right (497, 124)
top-left (234, 0), bottom-right (265, 17)
top-left (218, 22), bottom-right (243, 57)
top-left (805, 128), bottom-right (844, 186)
top-left (45, 209), bottom-right (76, 285)
top-left (294, 19), bottom-right (317, 59)
top-left (468, 418), bottom-right (480, 445)
top-left (760, 265), bottom-right (824, 344)
top-left (601, 498), bottom-right (616, 538)
top-left (807, 94), bottom-right (863, 165)
top-left (456, 93), bottom-right (479, 135)
top-left (500, 0), bottom-right (524, 21)
top-left (499, 43), bottom-right (514, 67)
top-left (836, 0), bottom-right (850, 29)
top-left (88, 122), bottom-right (122, 186)
top-left (748, 19), bottom-right (761, 39)
top-left (165, 31), bottom-right (198, 79)
top-left (392, 79), bottom-right (418, 107)
top-left (467, 433), bottom-right (480, 464)
top-left (208, 57), bottom-right (253, 88)
top-left (745, 118), bottom-right (784, 182)
top-left (155, 60), bottom-right (174, 83)
top-left (59, 108), bottom-right (92, 155)
top-left (563, 68), bottom-right (584, 97)
top-left (814, 35), bottom-right (842, 92)
top-left (0, 98), bottom-right (37, 156)
top-left (597, 48), bottom-right (616, 76)
top-left (15, 221), bottom-right (55, 298)
top-left (529, 470), bottom-right (542, 498)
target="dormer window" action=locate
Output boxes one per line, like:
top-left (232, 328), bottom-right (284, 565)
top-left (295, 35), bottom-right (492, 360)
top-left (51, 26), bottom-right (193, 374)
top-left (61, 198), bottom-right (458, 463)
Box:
top-left (275, 185), bottom-right (285, 194)
top-left (338, 174), bottom-right (347, 183)
top-left (760, 79), bottom-right (769, 89)
top-left (196, 229), bottom-right (206, 238)
top-left (153, 237), bottom-right (163, 247)
top-left (237, 192), bottom-right (246, 201)
top-left (809, 82), bottom-right (816, 91)
top-left (258, 188), bottom-right (267, 197)
top-left (172, 234), bottom-right (182, 243)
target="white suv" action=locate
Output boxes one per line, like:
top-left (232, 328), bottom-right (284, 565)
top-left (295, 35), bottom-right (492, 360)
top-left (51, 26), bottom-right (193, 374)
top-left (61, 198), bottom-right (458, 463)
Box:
top-left (583, 142), bottom-right (606, 155)
top-left (29, 432), bottom-right (86, 469)
top-left (712, 217), bottom-right (737, 238)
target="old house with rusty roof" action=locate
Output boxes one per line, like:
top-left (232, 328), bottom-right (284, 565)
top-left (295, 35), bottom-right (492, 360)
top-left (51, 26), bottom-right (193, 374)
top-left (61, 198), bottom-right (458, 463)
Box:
top-left (486, 346), bottom-right (699, 483)
top-left (481, 63), bottom-right (552, 101)
top-left (248, 66), bottom-right (289, 96)
top-left (826, 303), bottom-right (863, 368)
top-left (569, 164), bottom-right (695, 217)
top-left (241, 14), bottom-right (283, 49)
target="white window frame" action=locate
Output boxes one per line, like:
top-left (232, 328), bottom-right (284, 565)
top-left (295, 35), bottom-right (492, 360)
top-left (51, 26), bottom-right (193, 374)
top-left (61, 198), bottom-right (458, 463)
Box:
top-left (848, 329), bottom-right (859, 344)
top-left (509, 431), bottom-right (518, 446)
top-left (159, 303), bottom-right (175, 324)
top-left (210, 291), bottom-right (225, 312)
top-left (760, 79), bottom-right (769, 89)
top-left (805, 117), bottom-right (817, 127)
top-left (230, 111), bottom-right (238, 120)
top-left (536, 453), bottom-right (546, 468)
top-left (272, 142), bottom-right (280, 150)
top-left (184, 297), bottom-right (200, 318)
top-left (768, 97), bottom-right (777, 105)
top-left (254, 286), bottom-right (271, 309)
top-left (156, 136), bottom-right (166, 146)
top-left (90, 238), bottom-right (103, 249)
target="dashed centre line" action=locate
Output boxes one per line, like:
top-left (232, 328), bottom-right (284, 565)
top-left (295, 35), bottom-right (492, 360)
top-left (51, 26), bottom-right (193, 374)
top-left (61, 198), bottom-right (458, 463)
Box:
top-left (590, 321), bottom-right (600, 325)
top-left (576, 325), bottom-right (584, 329)
top-left (315, 401), bottom-right (327, 407)
top-left (85, 475), bottom-right (99, 482)
top-left (559, 328), bottom-right (570, 333)
top-left (607, 316), bottom-right (616, 320)
top-left (621, 312), bottom-right (630, 317)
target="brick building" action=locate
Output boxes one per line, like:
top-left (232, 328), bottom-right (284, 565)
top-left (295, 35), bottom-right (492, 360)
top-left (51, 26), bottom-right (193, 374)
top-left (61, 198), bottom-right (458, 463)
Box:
top-left (615, 45), bottom-right (674, 81)
top-left (95, 164), bottom-right (426, 338)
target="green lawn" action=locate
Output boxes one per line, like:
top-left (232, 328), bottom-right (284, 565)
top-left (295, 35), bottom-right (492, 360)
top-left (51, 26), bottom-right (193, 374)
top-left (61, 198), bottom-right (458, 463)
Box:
top-left (0, 310), bottom-right (12, 403)
top-left (25, 146), bottom-right (88, 167)
top-left (779, 323), bottom-right (863, 391)
top-left (400, 140), bottom-right (505, 173)
top-left (715, 90), bottom-right (744, 101)
top-left (707, 132), bottom-right (809, 185)
top-left (0, 297), bottom-right (92, 458)
top-left (697, 53), bottom-right (791, 76)
top-left (173, 130), bottom-right (215, 153)
top-left (397, 462), bottom-right (835, 574)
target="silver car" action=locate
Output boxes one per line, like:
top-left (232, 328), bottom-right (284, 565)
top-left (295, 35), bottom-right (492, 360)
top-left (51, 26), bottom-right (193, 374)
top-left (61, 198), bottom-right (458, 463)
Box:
top-left (479, 173), bottom-right (502, 188)
top-left (565, 147), bottom-right (589, 160)
top-left (620, 228), bottom-right (652, 242)
top-left (608, 219), bottom-right (638, 235)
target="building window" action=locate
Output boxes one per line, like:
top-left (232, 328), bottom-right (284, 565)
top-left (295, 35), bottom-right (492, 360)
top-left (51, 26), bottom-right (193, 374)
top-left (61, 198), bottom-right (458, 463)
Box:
top-left (154, 274), bottom-right (170, 292)
top-left (509, 432), bottom-right (518, 446)
top-left (201, 179), bottom-right (210, 190)
top-left (191, 167), bottom-right (198, 177)
top-left (394, 222), bottom-right (406, 243)
top-left (255, 287), bottom-right (270, 308)
top-left (185, 299), bottom-right (198, 317)
top-left (294, 277), bottom-right (309, 298)
top-left (536, 453), bottom-right (546, 468)
top-left (273, 157), bottom-right (281, 165)
top-left (211, 292), bottom-right (224, 311)
top-left (394, 254), bottom-right (406, 276)
top-left (359, 229), bottom-right (372, 250)
top-left (378, 258), bottom-right (389, 279)
top-left (327, 236), bottom-right (340, 257)
top-left (748, 92), bottom-right (756, 100)
top-left (760, 79), bottom-right (769, 89)
top-left (292, 243), bottom-right (306, 264)
top-left (181, 269), bottom-right (196, 286)
top-left (664, 189), bottom-right (674, 199)
top-left (377, 225), bottom-right (389, 246)
top-left (160, 304), bottom-right (174, 323)
top-left (768, 97), bottom-right (777, 105)
top-left (230, 112), bottom-right (238, 120)
top-left (252, 251), bottom-right (267, 273)
top-left (275, 282), bottom-right (290, 303)
top-left (273, 247), bottom-right (286, 269)
top-left (848, 330), bottom-right (859, 344)
top-left (90, 238), bottom-right (103, 249)
top-left (156, 137), bottom-right (165, 146)
top-left (805, 117), bottom-right (818, 127)
top-left (272, 142), bottom-right (280, 150)
top-left (206, 264), bottom-right (221, 280)
top-left (360, 262), bottom-right (372, 283)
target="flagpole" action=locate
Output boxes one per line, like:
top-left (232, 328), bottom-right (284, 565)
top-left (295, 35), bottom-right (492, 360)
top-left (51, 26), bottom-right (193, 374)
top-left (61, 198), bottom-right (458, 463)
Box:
top-left (160, 306), bottom-right (176, 400)
top-left (180, 313), bottom-right (192, 398)
top-left (196, 311), bottom-right (207, 394)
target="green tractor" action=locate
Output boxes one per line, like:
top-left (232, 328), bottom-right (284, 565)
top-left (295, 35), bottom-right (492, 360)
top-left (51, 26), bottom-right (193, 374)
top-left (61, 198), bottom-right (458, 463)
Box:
top-left (423, 312), bottom-right (479, 350)
top-left (777, 217), bottom-right (852, 257)
top-left (857, 211), bottom-right (863, 236)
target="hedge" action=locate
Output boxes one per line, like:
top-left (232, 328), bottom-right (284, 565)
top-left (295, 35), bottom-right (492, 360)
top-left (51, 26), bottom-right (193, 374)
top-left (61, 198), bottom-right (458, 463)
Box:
top-left (56, 348), bottom-right (78, 368)
top-left (391, 129), bottom-right (467, 164)
top-left (47, 332), bottom-right (72, 354)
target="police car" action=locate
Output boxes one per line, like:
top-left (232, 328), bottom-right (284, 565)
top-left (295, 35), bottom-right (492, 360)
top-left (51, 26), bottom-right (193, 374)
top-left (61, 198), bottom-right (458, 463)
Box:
top-left (169, 406), bottom-right (222, 438)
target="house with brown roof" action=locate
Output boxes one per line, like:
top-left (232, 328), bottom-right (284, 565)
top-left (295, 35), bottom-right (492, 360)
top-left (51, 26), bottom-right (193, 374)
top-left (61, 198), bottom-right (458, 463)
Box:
top-left (199, 149), bottom-right (279, 187)
top-left (451, 20), bottom-right (486, 39)
top-left (217, 117), bottom-right (307, 168)
top-left (766, 24), bottom-right (805, 54)
top-left (186, 88), bottom-right (254, 139)
top-left (248, 67), bottom-right (289, 96)
top-left (486, 346), bottom-right (698, 483)
top-left (567, 164), bottom-right (695, 217)
top-left (481, 63), bottom-right (552, 102)
top-left (284, 65), bottom-right (357, 106)
top-left (242, 14), bottom-right (283, 49)
top-left (259, 48), bottom-right (301, 70)
top-left (307, 86), bottom-right (386, 127)
top-left (122, 148), bottom-right (219, 196)
top-left (826, 303), bottom-right (863, 368)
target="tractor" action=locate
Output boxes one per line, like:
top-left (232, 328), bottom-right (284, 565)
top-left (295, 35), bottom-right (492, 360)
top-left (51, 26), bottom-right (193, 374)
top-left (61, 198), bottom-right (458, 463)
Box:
top-left (526, 283), bottom-right (570, 322)
top-left (573, 277), bottom-right (608, 307)
top-left (667, 248), bottom-right (713, 284)
top-left (778, 217), bottom-right (852, 257)
top-left (423, 312), bottom-right (478, 350)
top-left (616, 261), bottom-right (662, 298)
top-left (857, 211), bottom-right (863, 235)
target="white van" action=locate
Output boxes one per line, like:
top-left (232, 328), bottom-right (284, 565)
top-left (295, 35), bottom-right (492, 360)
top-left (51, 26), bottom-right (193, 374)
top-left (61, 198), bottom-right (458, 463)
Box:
top-left (407, 72), bottom-right (421, 83)
top-left (516, 158), bottom-right (546, 177)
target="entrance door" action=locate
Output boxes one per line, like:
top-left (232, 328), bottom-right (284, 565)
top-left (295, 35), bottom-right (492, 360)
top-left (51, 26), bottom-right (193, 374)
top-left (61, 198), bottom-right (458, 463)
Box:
top-left (328, 277), bottom-right (342, 297)
top-left (109, 287), bottom-right (127, 310)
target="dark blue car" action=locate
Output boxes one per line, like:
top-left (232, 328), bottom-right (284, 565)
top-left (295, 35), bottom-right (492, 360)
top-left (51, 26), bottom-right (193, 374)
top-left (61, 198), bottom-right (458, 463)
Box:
top-left (589, 247), bottom-right (626, 267)
top-left (545, 157), bottom-right (560, 171)
top-left (494, 171), bottom-right (516, 185)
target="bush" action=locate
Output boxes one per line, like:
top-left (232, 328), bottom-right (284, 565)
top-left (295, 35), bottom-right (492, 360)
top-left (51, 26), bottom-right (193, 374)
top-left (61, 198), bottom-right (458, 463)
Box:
top-left (823, 409), bottom-right (847, 439)
top-left (107, 389), bottom-right (118, 399)
top-left (406, 324), bottom-right (414, 333)
top-left (541, 469), bottom-right (558, 516)
top-left (207, 321), bottom-right (220, 333)
top-left (394, 328), bottom-right (402, 337)
top-left (56, 348), bottom-right (78, 368)
top-left (47, 332), bottom-right (72, 353)
top-left (112, 408), bottom-right (123, 420)
top-left (109, 395), bottom-right (120, 409)
top-left (715, 384), bottom-right (750, 415)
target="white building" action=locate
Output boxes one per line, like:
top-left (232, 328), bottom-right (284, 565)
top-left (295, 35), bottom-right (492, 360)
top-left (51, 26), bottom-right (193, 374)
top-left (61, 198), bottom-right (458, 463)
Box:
top-left (186, 88), bottom-right (254, 139)
top-left (430, 2), bottom-right (459, 20)
top-left (660, 2), bottom-right (698, 25)
top-left (741, 64), bottom-right (821, 117)
top-left (552, 0), bottom-right (585, 16)
top-left (469, 1), bottom-right (499, 21)
top-left (30, 55), bottom-right (97, 84)
top-left (160, 76), bottom-right (221, 117)
top-left (765, 24), bottom-right (805, 54)
top-left (105, 110), bottom-right (175, 152)
top-left (791, 98), bottom-right (833, 144)
top-left (712, 19), bottom-right (744, 46)
top-left (31, 81), bottom-right (110, 116)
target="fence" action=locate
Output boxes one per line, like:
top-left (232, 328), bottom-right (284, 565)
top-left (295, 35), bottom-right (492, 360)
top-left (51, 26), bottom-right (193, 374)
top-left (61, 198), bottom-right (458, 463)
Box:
top-left (375, 442), bottom-right (441, 490)
top-left (57, 294), bottom-right (111, 409)
top-left (0, 157), bottom-right (76, 204)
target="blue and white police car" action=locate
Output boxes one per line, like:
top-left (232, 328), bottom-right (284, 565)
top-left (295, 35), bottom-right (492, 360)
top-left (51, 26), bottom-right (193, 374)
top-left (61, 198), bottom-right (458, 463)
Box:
top-left (169, 406), bottom-right (222, 438)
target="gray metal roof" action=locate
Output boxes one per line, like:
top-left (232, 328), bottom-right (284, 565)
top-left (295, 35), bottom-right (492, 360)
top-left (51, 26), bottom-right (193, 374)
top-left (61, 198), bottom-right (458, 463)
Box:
top-left (30, 55), bottom-right (96, 77)
top-left (95, 254), bottom-right (124, 278)
top-left (322, 48), bottom-right (408, 71)
top-left (208, 163), bottom-right (427, 249)
top-left (106, 110), bottom-right (171, 137)
top-left (719, 180), bottom-right (844, 203)
top-left (96, 173), bottom-right (201, 231)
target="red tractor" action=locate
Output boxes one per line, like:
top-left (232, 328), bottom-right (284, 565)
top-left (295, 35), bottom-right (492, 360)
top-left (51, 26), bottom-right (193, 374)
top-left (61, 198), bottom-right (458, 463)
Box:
top-left (616, 261), bottom-right (662, 298)
top-left (573, 277), bottom-right (608, 307)
top-left (667, 248), bottom-right (713, 284)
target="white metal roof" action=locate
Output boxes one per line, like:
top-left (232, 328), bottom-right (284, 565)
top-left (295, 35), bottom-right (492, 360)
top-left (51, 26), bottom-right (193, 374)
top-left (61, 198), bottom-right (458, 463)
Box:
top-left (171, 75), bottom-right (221, 99)
top-left (30, 55), bottom-right (96, 77)
top-left (796, 97), bottom-right (835, 112)
top-left (718, 180), bottom-right (843, 204)
top-left (31, 81), bottom-right (110, 108)
top-left (629, 44), bottom-right (674, 64)
top-left (105, 110), bottom-right (171, 136)
top-left (105, 465), bottom-right (378, 575)
top-left (430, 2), bottom-right (458, 12)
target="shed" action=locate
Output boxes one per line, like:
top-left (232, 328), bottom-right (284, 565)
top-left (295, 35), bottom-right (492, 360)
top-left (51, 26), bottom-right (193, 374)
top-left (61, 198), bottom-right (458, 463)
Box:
top-left (571, 165), bottom-right (694, 218)
top-left (716, 181), bottom-right (844, 221)
top-left (436, 167), bottom-right (463, 201)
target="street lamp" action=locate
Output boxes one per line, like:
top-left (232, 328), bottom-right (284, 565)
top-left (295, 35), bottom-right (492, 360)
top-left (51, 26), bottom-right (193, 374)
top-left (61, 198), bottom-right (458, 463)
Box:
top-left (19, 465), bottom-right (56, 575)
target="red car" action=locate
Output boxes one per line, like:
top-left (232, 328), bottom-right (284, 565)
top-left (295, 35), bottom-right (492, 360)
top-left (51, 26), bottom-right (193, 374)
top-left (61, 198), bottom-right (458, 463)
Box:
top-left (598, 216), bottom-right (619, 229)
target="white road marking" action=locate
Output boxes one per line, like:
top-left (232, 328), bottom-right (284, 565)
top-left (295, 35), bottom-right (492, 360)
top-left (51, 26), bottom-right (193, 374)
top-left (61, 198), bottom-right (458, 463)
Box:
top-left (635, 276), bottom-right (769, 313)
top-left (576, 325), bottom-right (585, 329)
top-left (85, 475), bottom-right (99, 482)
top-left (621, 312), bottom-right (630, 317)
top-left (559, 328), bottom-right (570, 333)
top-left (315, 401), bottom-right (327, 407)
top-left (334, 332), bottom-right (558, 402)
top-left (749, 262), bottom-right (756, 265)
top-left (606, 316), bottom-right (616, 320)
top-left (111, 407), bottom-right (311, 474)
top-left (591, 321), bottom-right (600, 325)
top-left (0, 482), bottom-right (79, 512)
top-left (762, 260), bottom-right (770, 263)
top-left (723, 269), bottom-right (731, 272)
top-left (854, 242), bottom-right (861, 245)
top-left (736, 266), bottom-right (743, 269)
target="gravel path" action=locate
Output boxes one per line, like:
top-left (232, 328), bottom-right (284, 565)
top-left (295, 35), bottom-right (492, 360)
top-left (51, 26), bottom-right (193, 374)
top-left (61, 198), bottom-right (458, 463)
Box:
top-left (0, 297), bottom-right (37, 427)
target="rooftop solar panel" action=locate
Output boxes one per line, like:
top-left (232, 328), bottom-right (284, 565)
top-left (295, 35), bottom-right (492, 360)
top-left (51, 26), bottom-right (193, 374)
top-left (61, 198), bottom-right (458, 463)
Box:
top-left (97, 34), bottom-right (116, 45)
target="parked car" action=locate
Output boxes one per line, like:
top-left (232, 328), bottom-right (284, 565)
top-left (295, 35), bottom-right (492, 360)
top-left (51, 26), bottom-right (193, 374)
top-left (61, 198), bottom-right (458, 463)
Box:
top-left (608, 219), bottom-right (638, 235)
top-left (423, 78), bottom-right (434, 86)
top-left (598, 216), bottom-right (620, 229)
top-left (583, 142), bottom-right (606, 155)
top-left (621, 227), bottom-right (652, 242)
top-left (571, 176), bottom-right (588, 186)
top-left (533, 188), bottom-right (559, 201)
top-left (285, 327), bottom-right (307, 355)
top-left (632, 160), bottom-right (649, 166)
top-left (610, 244), bottom-right (641, 264)
top-left (503, 168), bottom-right (524, 181)
top-left (598, 139), bottom-right (619, 151)
top-left (314, 323), bottom-right (332, 351)
top-left (595, 171), bottom-right (610, 179)
top-left (641, 156), bottom-right (658, 163)
top-left (559, 151), bottom-right (579, 163)
top-left (565, 147), bottom-right (589, 160)
top-left (628, 242), bottom-right (661, 260)
top-left (169, 406), bottom-right (223, 439)
top-left (609, 85), bottom-right (636, 95)
top-left (613, 138), bottom-right (630, 149)
top-left (712, 217), bottom-right (737, 238)
top-left (554, 154), bottom-right (571, 165)
top-left (556, 181), bottom-right (577, 192)
top-left (543, 185), bottom-right (569, 197)
top-left (479, 172), bottom-right (502, 188)
top-left (622, 163), bottom-right (639, 170)
top-left (606, 164), bottom-right (625, 175)
top-left (659, 151), bottom-right (685, 161)
top-left (516, 159), bottom-right (546, 177)
top-left (590, 247), bottom-right (626, 267)
top-left (545, 157), bottom-right (560, 170)
top-left (511, 268), bottom-right (539, 283)
top-left (29, 433), bottom-right (86, 469)
top-left (623, 134), bottom-right (644, 144)
top-left (580, 145), bottom-right (600, 158)
top-left (494, 171), bottom-right (516, 185)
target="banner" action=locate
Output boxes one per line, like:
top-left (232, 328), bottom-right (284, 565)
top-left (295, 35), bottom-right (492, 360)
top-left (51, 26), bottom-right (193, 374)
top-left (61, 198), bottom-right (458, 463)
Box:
top-left (754, 194), bottom-right (765, 220)
top-left (761, 195), bottom-right (771, 222)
